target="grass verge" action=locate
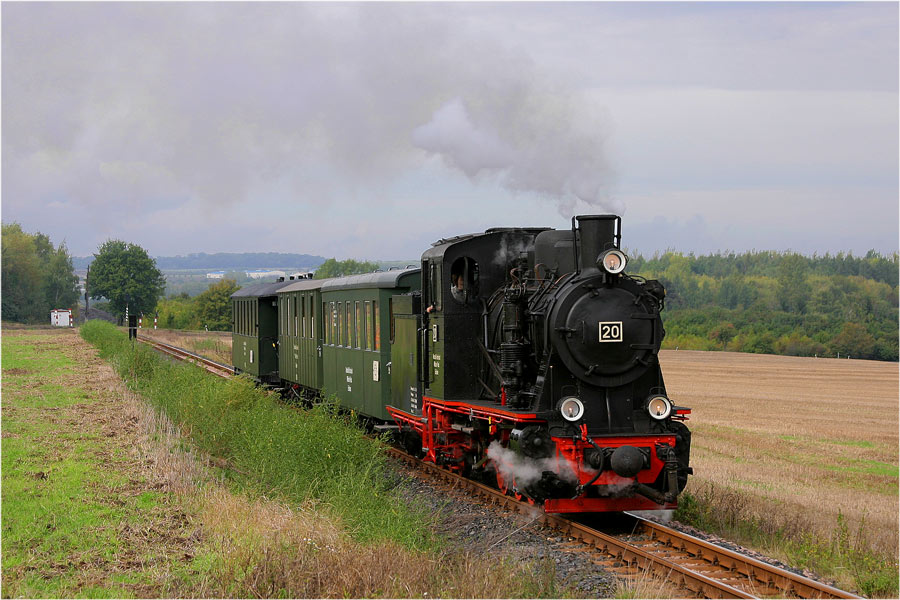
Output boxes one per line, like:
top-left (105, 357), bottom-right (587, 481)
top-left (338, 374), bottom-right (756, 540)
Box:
top-left (78, 320), bottom-right (568, 597)
top-left (81, 319), bottom-right (428, 548)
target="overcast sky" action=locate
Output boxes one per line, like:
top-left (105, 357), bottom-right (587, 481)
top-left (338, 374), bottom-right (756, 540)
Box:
top-left (2, 2), bottom-right (897, 261)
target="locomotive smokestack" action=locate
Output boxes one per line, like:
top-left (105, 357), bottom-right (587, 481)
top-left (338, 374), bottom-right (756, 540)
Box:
top-left (575, 215), bottom-right (621, 273)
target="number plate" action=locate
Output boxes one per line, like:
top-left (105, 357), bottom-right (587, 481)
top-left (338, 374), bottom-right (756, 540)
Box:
top-left (599, 321), bottom-right (623, 342)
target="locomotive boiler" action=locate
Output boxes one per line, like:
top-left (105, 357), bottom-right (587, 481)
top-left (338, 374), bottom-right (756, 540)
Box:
top-left (386, 215), bottom-right (692, 512)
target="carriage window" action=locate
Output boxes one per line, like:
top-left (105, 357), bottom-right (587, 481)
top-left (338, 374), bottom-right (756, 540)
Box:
top-left (349, 302), bottom-right (356, 348)
top-left (301, 295), bottom-right (307, 338)
top-left (335, 302), bottom-right (342, 346)
top-left (344, 302), bottom-right (351, 347)
top-left (389, 298), bottom-right (394, 343)
top-left (364, 301), bottom-right (372, 350)
top-left (311, 296), bottom-right (316, 341)
top-left (374, 300), bottom-right (380, 351)
top-left (335, 302), bottom-right (340, 345)
top-left (354, 301), bottom-right (360, 349)
top-left (334, 302), bottom-right (339, 346)
top-left (254, 302), bottom-right (259, 337)
top-left (329, 302), bottom-right (335, 345)
top-left (449, 256), bottom-right (479, 304)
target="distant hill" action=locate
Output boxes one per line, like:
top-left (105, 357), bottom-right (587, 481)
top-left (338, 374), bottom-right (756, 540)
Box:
top-left (73, 252), bottom-right (327, 271)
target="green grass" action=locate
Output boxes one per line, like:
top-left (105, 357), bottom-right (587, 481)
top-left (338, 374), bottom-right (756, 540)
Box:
top-left (780, 434), bottom-right (879, 449)
top-left (6, 325), bottom-right (568, 599)
top-left (80, 320), bottom-right (436, 550)
top-left (1, 331), bottom-right (177, 597)
top-left (823, 458), bottom-right (899, 478)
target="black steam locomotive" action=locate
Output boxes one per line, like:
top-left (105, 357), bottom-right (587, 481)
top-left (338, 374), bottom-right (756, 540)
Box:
top-left (233, 215), bottom-right (691, 513)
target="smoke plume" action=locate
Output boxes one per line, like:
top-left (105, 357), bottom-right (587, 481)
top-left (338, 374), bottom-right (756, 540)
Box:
top-left (3, 2), bottom-right (621, 233)
top-left (413, 95), bottom-right (622, 216)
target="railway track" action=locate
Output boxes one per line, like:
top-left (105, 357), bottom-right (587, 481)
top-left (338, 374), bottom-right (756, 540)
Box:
top-left (141, 337), bottom-right (235, 378)
top-left (142, 336), bottom-right (862, 600)
top-left (386, 447), bottom-right (862, 600)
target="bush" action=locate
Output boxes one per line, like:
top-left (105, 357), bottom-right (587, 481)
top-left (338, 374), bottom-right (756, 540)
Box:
top-left (774, 332), bottom-right (827, 357)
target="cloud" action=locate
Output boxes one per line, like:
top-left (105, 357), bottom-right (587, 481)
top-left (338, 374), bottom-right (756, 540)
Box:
top-left (3, 2), bottom-right (618, 228)
top-left (1, 3), bottom-right (895, 258)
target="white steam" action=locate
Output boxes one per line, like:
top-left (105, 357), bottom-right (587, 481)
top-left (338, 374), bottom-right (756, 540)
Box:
top-left (486, 441), bottom-right (591, 489)
top-left (491, 234), bottom-right (535, 268)
top-left (411, 99), bottom-right (517, 177)
top-left (413, 96), bottom-right (623, 217)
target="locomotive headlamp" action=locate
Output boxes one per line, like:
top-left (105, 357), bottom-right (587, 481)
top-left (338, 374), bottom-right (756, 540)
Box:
top-left (646, 396), bottom-right (672, 420)
top-left (558, 397), bottom-right (585, 422)
top-left (598, 249), bottom-right (627, 274)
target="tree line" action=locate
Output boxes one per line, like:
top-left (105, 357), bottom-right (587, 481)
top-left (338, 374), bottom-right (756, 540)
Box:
top-left (2, 223), bottom-right (167, 325)
top-left (1, 224), bottom-right (80, 323)
top-left (4, 224), bottom-right (896, 362)
top-left (629, 250), bottom-right (898, 361)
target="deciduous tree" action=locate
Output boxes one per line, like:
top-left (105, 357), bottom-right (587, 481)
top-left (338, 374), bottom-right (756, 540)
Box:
top-left (89, 240), bottom-right (165, 321)
top-left (830, 322), bottom-right (876, 359)
top-left (314, 258), bottom-right (380, 279)
top-left (194, 279), bottom-right (241, 331)
top-left (1, 223), bottom-right (80, 323)
top-left (708, 322), bottom-right (737, 350)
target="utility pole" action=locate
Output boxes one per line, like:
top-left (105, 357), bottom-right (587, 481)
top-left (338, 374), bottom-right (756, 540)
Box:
top-left (84, 264), bottom-right (90, 320)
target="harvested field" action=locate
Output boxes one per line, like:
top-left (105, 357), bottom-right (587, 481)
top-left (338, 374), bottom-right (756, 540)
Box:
top-left (660, 350), bottom-right (899, 557)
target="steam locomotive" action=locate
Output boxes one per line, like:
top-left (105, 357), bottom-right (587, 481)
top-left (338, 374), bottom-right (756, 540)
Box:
top-left (232, 215), bottom-right (691, 513)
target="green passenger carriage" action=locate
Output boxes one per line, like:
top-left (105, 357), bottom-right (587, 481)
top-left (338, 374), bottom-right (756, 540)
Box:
top-left (276, 278), bottom-right (326, 393)
top-left (318, 268), bottom-right (420, 419)
top-left (231, 280), bottom-right (293, 382)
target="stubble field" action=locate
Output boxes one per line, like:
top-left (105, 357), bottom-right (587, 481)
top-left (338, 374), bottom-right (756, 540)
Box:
top-left (660, 350), bottom-right (899, 560)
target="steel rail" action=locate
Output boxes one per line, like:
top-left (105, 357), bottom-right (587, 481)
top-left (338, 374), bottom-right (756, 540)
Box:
top-left (141, 338), bottom-right (234, 378)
